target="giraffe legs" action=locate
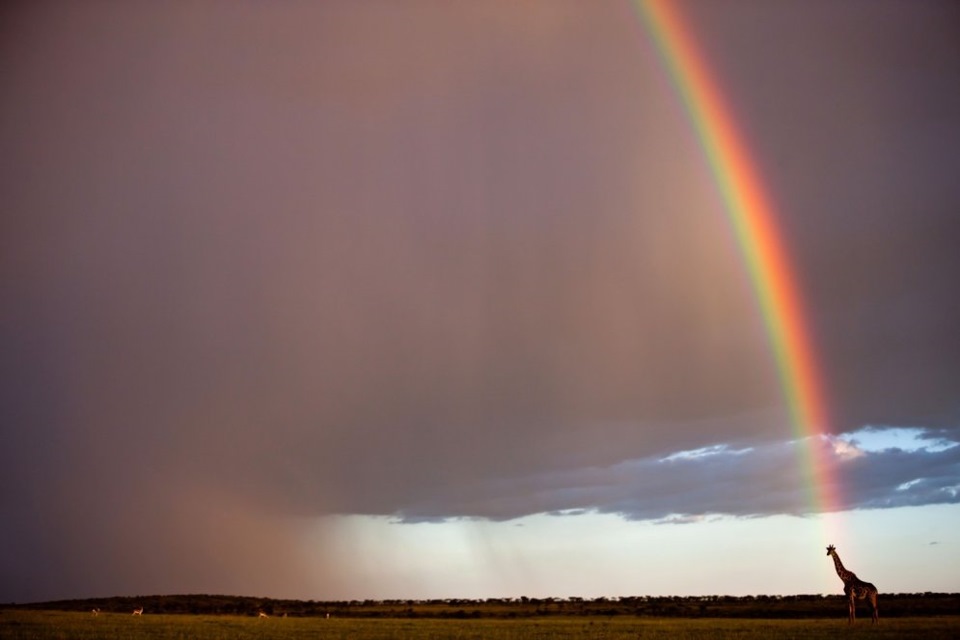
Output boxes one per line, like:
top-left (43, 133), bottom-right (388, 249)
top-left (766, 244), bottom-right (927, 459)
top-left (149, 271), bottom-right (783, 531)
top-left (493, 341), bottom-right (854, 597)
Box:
top-left (846, 590), bottom-right (879, 625)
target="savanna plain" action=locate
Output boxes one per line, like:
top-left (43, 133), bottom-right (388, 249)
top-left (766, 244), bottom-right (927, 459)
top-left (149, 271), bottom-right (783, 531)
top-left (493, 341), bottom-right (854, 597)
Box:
top-left (3, 610), bottom-right (960, 640)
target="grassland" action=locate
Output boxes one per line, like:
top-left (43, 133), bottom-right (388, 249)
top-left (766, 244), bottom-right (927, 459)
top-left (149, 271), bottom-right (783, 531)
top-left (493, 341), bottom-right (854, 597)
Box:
top-left (2, 610), bottom-right (959, 639)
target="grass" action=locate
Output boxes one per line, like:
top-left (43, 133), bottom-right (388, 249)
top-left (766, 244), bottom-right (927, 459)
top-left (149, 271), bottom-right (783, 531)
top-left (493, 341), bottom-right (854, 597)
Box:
top-left (2, 610), bottom-right (959, 639)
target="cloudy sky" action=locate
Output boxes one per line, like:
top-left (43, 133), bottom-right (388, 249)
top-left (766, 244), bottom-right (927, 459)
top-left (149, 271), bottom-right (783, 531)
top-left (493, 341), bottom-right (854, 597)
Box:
top-left (2, 0), bottom-right (958, 603)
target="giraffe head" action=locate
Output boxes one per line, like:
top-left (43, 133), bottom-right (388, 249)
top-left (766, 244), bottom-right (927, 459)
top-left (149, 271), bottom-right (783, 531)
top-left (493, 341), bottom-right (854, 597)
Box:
top-left (826, 544), bottom-right (836, 556)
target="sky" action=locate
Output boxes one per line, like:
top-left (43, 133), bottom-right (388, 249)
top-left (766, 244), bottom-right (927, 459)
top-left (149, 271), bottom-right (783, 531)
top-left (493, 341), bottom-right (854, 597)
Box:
top-left (1, 0), bottom-right (958, 603)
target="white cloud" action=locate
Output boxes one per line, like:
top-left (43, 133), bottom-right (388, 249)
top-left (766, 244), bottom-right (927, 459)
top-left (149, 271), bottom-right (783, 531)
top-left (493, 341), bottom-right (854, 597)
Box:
top-left (825, 436), bottom-right (866, 461)
top-left (659, 444), bottom-right (754, 462)
top-left (839, 426), bottom-right (958, 453)
top-left (896, 478), bottom-right (923, 491)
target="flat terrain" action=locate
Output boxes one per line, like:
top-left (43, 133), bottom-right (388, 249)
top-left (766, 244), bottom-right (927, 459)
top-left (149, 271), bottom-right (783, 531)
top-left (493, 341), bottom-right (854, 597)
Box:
top-left (2, 610), bottom-right (959, 640)
top-left (10, 592), bottom-right (959, 618)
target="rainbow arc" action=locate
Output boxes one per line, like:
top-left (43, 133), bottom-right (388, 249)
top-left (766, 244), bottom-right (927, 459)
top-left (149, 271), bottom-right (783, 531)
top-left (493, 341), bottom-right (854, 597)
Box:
top-left (634, 0), bottom-right (837, 516)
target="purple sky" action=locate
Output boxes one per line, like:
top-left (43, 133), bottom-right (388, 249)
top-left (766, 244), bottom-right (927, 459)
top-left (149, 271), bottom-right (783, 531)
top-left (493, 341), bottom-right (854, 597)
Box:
top-left (2, 0), bottom-right (958, 602)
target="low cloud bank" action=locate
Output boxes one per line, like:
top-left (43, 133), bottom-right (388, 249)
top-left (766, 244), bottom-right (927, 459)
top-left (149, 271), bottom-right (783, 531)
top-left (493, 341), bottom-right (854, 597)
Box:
top-left (391, 426), bottom-right (960, 523)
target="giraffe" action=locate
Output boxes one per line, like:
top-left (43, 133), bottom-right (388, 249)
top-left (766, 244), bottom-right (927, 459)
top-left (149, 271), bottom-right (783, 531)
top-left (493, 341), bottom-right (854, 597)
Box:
top-left (826, 545), bottom-right (878, 624)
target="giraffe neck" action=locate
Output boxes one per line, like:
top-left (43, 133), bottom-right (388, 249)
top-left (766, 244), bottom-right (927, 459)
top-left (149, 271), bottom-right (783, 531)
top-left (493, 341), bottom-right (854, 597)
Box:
top-left (832, 552), bottom-right (855, 582)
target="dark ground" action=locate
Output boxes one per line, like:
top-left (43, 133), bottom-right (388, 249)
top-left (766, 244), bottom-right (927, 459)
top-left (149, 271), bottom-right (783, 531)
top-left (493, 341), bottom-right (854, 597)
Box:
top-left (7, 592), bottom-right (958, 619)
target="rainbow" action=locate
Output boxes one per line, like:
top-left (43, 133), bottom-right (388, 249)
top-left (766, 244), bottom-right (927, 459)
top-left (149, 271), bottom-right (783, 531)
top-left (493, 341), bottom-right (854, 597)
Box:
top-left (632, 0), bottom-right (838, 515)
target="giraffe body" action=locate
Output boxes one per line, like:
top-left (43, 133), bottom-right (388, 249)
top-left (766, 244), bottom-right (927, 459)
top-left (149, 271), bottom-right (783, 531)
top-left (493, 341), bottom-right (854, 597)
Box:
top-left (826, 545), bottom-right (878, 624)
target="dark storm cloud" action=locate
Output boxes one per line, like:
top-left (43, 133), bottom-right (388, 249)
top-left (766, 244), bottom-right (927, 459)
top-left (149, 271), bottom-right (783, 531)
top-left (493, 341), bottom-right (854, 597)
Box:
top-left (2, 0), bottom-right (959, 602)
top-left (840, 445), bottom-right (960, 511)
top-left (389, 428), bottom-right (960, 523)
